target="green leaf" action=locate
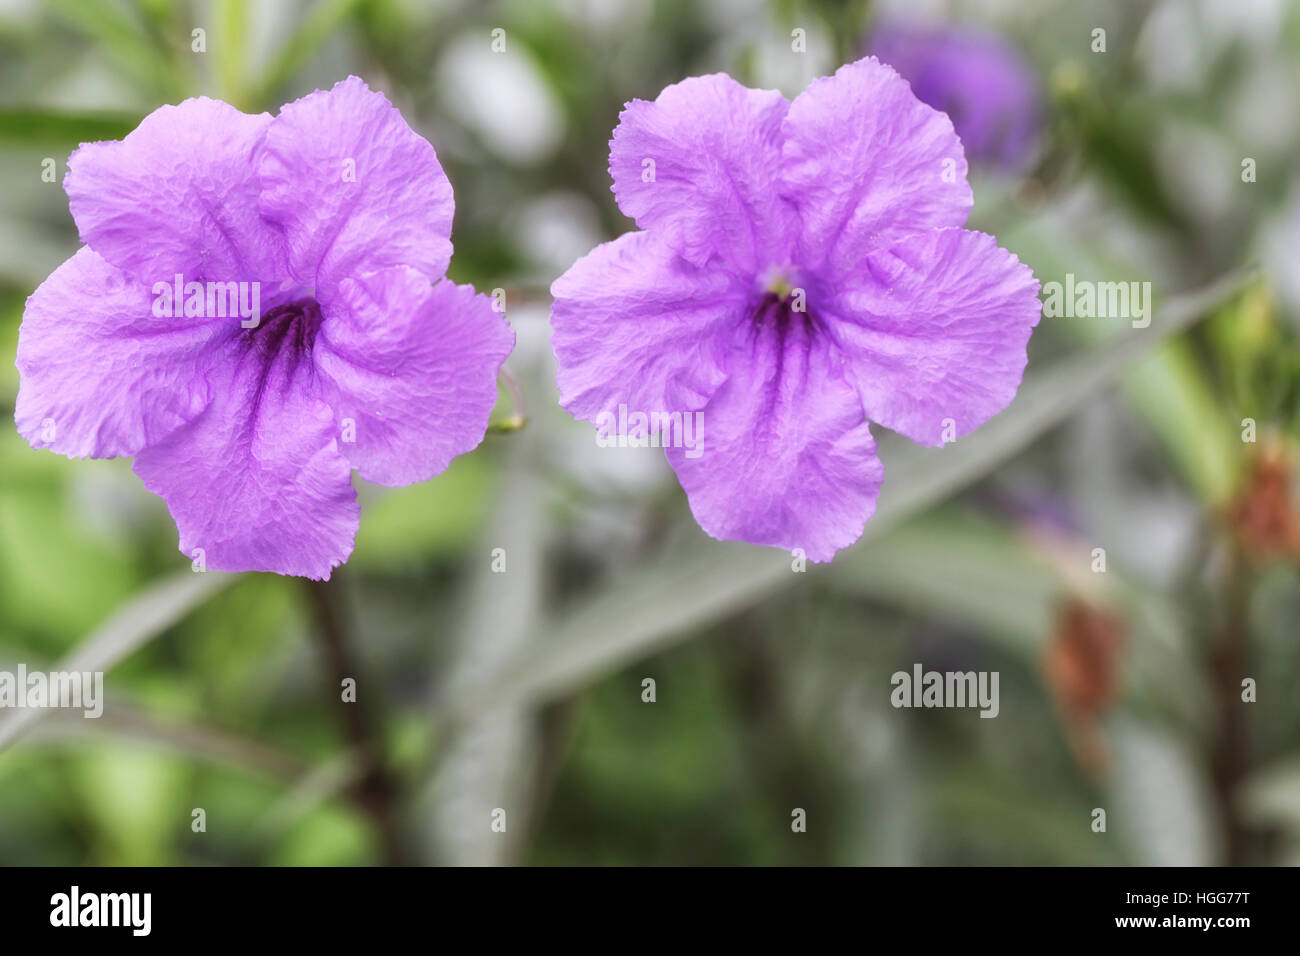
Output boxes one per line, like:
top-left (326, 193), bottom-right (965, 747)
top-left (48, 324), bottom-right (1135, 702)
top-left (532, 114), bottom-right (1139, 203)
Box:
top-left (1241, 755), bottom-right (1300, 831)
top-left (270, 803), bottom-right (370, 866)
top-left (248, 0), bottom-right (367, 110)
top-left (351, 454), bottom-right (496, 569)
top-left (44, 0), bottom-right (181, 99)
top-left (71, 745), bottom-right (185, 864)
top-left (0, 570), bottom-right (239, 751)
top-left (216, 0), bottom-right (250, 107)
top-left (420, 434), bottom-right (547, 865)
top-left (823, 509), bottom-right (1058, 656)
top-left (1120, 337), bottom-right (1239, 502)
top-left (25, 701), bottom-right (306, 784)
top-left (0, 481), bottom-right (138, 639)
top-left (0, 109), bottom-right (142, 145)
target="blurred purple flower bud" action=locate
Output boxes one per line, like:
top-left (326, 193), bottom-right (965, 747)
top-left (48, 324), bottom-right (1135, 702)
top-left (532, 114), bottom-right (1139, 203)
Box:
top-left (869, 22), bottom-right (1041, 171)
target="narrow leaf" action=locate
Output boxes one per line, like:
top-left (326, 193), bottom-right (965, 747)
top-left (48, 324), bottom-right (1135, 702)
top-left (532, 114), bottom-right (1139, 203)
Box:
top-left (0, 570), bottom-right (238, 751)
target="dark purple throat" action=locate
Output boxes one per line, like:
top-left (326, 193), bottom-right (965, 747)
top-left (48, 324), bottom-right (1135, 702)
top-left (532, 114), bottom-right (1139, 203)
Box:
top-left (752, 290), bottom-right (817, 334)
top-left (242, 297), bottom-right (323, 364)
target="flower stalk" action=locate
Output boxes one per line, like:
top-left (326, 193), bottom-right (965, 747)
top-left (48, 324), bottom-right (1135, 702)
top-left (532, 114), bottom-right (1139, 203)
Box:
top-left (303, 579), bottom-right (407, 866)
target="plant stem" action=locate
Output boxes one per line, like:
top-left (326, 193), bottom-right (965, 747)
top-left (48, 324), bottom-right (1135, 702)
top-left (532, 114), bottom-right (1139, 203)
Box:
top-left (303, 578), bottom-right (407, 866)
top-left (1208, 550), bottom-right (1251, 865)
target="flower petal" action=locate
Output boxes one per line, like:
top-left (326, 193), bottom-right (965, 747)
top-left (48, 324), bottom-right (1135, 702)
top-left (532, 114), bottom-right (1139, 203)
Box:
top-left (781, 57), bottom-right (972, 276)
top-left (610, 74), bottom-right (794, 272)
top-left (258, 76), bottom-right (454, 299)
top-left (15, 247), bottom-right (227, 459)
top-left (314, 269), bottom-right (514, 487)
top-left (65, 98), bottom-right (289, 285)
top-left (132, 338), bottom-right (359, 579)
top-left (818, 227), bottom-right (1042, 447)
top-left (550, 231), bottom-right (744, 422)
top-left (666, 315), bottom-right (884, 562)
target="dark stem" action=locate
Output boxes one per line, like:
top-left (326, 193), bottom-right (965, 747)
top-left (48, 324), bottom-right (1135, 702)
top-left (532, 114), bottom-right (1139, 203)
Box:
top-left (303, 578), bottom-right (407, 866)
top-left (1208, 550), bottom-right (1251, 866)
top-left (722, 616), bottom-right (836, 865)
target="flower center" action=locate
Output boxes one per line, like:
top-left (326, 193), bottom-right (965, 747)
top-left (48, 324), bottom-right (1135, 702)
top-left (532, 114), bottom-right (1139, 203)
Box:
top-left (766, 275), bottom-right (795, 300)
top-left (759, 265), bottom-right (803, 303)
top-left (753, 266), bottom-right (813, 331)
top-left (242, 297), bottom-right (323, 363)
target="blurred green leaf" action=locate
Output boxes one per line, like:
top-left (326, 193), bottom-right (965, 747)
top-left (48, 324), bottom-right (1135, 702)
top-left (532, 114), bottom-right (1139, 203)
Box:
top-left (1121, 337), bottom-right (1239, 502)
top-left (27, 702), bottom-right (307, 783)
top-left (72, 744), bottom-right (185, 865)
top-left (0, 484), bottom-right (138, 639)
top-left (44, 0), bottom-right (181, 99)
top-left (216, 0), bottom-right (250, 107)
top-left (352, 454), bottom-right (497, 569)
top-left (1241, 755), bottom-right (1300, 832)
top-left (271, 803), bottom-right (370, 865)
top-left (248, 0), bottom-right (366, 109)
top-left (422, 426), bottom-right (546, 865)
top-left (824, 509), bottom-right (1059, 655)
top-left (0, 570), bottom-right (240, 751)
top-left (0, 109), bottom-right (141, 145)
top-left (1108, 720), bottom-right (1218, 865)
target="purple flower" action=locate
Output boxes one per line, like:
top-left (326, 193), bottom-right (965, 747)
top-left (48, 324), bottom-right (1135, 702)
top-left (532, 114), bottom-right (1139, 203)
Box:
top-left (869, 23), bottom-right (1040, 170)
top-left (15, 77), bottom-right (514, 579)
top-left (550, 58), bottom-right (1041, 562)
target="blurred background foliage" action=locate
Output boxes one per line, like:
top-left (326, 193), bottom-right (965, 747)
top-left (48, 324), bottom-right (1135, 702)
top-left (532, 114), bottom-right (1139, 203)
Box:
top-left (0, 0), bottom-right (1298, 865)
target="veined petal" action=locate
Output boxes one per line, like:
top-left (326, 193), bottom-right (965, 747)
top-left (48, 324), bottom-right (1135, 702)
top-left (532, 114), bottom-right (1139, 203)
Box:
top-left (781, 57), bottom-right (972, 277)
top-left (258, 76), bottom-right (455, 300)
top-left (667, 313), bottom-right (884, 562)
top-left (550, 231), bottom-right (743, 422)
top-left (314, 269), bottom-right (514, 487)
top-left (610, 74), bottom-right (794, 272)
top-left (15, 247), bottom-right (227, 459)
top-left (132, 336), bottom-right (359, 579)
top-left (66, 98), bottom-right (289, 286)
top-left (819, 227), bottom-right (1042, 447)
